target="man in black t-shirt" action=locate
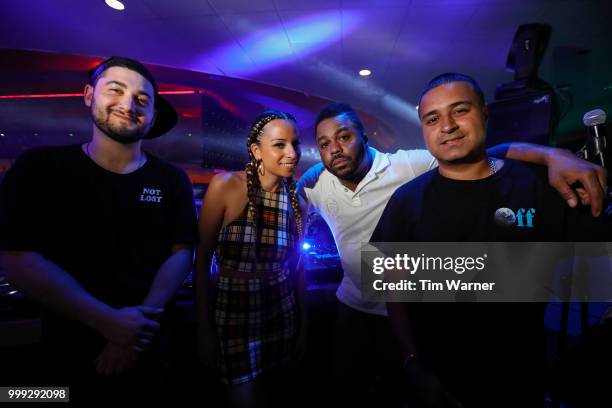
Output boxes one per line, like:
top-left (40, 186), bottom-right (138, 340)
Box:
top-left (371, 73), bottom-right (611, 407)
top-left (0, 57), bottom-right (196, 400)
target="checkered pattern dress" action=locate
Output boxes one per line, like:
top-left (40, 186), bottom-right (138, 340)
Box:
top-left (213, 188), bottom-right (299, 384)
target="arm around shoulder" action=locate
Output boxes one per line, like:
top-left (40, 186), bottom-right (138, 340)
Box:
top-left (490, 142), bottom-right (606, 217)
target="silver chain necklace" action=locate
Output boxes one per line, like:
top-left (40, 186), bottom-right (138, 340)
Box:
top-left (487, 157), bottom-right (497, 176)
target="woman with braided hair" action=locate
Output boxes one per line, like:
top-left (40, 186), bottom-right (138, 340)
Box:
top-left (196, 110), bottom-right (307, 407)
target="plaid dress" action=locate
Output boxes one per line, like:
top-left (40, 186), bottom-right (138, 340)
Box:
top-left (213, 188), bottom-right (299, 384)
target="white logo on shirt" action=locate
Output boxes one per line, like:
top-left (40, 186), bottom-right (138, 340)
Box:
top-left (140, 187), bottom-right (163, 203)
top-left (326, 199), bottom-right (338, 216)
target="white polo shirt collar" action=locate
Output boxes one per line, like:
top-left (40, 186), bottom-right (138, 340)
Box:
top-left (331, 147), bottom-right (390, 197)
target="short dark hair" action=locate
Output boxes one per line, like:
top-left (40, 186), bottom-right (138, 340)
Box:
top-left (315, 102), bottom-right (367, 141)
top-left (418, 72), bottom-right (485, 108)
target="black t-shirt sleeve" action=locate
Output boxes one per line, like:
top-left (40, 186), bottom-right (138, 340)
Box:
top-left (370, 188), bottom-right (411, 243)
top-left (0, 150), bottom-right (46, 252)
top-left (168, 168), bottom-right (197, 247)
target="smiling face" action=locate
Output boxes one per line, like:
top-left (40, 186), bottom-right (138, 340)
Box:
top-left (419, 81), bottom-right (488, 164)
top-left (316, 114), bottom-right (368, 180)
top-left (84, 66), bottom-right (157, 144)
top-left (251, 118), bottom-right (301, 178)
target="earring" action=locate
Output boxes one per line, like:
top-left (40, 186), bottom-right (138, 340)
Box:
top-left (257, 159), bottom-right (265, 176)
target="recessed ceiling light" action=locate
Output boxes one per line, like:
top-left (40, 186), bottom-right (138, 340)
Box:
top-left (105, 0), bottom-right (125, 11)
top-left (359, 69), bottom-right (371, 77)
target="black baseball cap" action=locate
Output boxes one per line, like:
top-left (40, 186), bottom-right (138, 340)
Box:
top-left (88, 56), bottom-right (178, 139)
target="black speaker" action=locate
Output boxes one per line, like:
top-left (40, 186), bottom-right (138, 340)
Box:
top-left (506, 23), bottom-right (552, 81)
top-left (486, 90), bottom-right (554, 147)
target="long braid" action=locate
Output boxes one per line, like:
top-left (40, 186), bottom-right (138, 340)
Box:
top-left (245, 116), bottom-right (270, 224)
top-left (286, 176), bottom-right (303, 241)
top-left (245, 159), bottom-right (260, 224)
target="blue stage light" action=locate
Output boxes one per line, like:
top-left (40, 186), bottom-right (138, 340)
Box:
top-left (199, 11), bottom-right (361, 75)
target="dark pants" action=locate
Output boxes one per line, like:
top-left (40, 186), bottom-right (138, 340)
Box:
top-left (410, 303), bottom-right (547, 408)
top-left (39, 311), bottom-right (189, 404)
top-left (40, 341), bottom-right (172, 404)
top-left (331, 301), bottom-right (405, 407)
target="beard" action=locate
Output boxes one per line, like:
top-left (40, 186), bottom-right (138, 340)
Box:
top-left (91, 101), bottom-right (150, 144)
top-left (326, 142), bottom-right (368, 182)
top-left (436, 143), bottom-right (487, 166)
top-left (326, 155), bottom-right (354, 178)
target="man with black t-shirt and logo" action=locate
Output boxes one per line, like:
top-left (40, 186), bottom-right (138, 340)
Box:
top-left (300, 99), bottom-right (607, 406)
top-left (0, 57), bottom-right (197, 401)
top-left (371, 73), bottom-right (612, 407)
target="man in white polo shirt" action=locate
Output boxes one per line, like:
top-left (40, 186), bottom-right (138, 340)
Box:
top-left (298, 102), bottom-right (606, 406)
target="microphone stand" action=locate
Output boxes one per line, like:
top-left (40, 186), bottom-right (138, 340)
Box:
top-left (553, 111), bottom-right (610, 408)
